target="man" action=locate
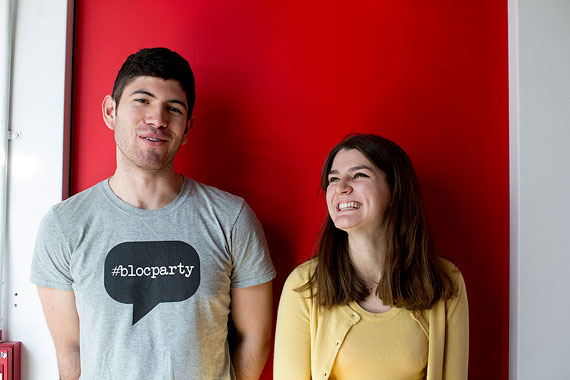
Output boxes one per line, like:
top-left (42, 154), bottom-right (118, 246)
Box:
top-left (31, 47), bottom-right (275, 380)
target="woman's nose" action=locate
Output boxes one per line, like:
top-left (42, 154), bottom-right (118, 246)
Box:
top-left (336, 178), bottom-right (352, 194)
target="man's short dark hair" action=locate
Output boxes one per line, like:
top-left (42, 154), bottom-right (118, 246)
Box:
top-left (112, 47), bottom-right (196, 117)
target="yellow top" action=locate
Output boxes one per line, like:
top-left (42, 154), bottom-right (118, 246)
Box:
top-left (274, 259), bottom-right (469, 380)
top-left (329, 302), bottom-right (427, 380)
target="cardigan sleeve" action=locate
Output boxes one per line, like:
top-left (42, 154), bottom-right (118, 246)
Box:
top-left (274, 265), bottom-right (312, 380)
top-left (443, 269), bottom-right (469, 379)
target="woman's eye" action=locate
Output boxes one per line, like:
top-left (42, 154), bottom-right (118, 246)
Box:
top-left (328, 177), bottom-right (339, 183)
top-left (354, 172), bottom-right (369, 178)
top-left (168, 106), bottom-right (183, 114)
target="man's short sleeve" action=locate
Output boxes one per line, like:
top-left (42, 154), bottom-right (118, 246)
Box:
top-left (30, 209), bottom-right (74, 290)
top-left (229, 202), bottom-right (275, 288)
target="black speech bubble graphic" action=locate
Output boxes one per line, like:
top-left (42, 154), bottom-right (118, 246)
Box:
top-left (104, 241), bottom-right (200, 325)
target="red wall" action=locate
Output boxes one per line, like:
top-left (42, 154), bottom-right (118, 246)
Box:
top-left (71, 1), bottom-right (509, 378)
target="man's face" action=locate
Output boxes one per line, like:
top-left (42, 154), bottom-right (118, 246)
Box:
top-left (103, 76), bottom-right (192, 172)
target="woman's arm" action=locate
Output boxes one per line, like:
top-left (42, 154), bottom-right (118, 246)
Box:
top-left (443, 271), bottom-right (469, 379)
top-left (274, 268), bottom-right (312, 380)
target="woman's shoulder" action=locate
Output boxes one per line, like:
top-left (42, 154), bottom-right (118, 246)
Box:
top-left (283, 259), bottom-right (317, 290)
top-left (437, 257), bottom-right (468, 308)
top-left (439, 257), bottom-right (464, 283)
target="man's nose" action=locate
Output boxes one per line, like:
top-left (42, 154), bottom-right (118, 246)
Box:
top-left (145, 105), bottom-right (168, 128)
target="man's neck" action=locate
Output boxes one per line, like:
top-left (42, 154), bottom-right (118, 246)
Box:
top-left (108, 168), bottom-right (184, 210)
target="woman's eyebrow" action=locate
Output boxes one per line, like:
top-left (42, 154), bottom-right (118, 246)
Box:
top-left (348, 165), bottom-right (373, 172)
top-left (328, 165), bottom-right (373, 175)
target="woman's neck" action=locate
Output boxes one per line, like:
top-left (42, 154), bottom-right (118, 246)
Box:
top-left (348, 230), bottom-right (393, 313)
top-left (347, 231), bottom-right (387, 287)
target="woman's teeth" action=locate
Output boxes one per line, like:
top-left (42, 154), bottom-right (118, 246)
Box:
top-left (338, 201), bottom-right (360, 211)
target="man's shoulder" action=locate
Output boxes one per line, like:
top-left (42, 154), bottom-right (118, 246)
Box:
top-left (50, 180), bottom-right (106, 217)
top-left (186, 178), bottom-right (245, 209)
top-left (35, 180), bottom-right (107, 245)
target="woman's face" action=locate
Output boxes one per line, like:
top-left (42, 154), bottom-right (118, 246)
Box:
top-left (325, 149), bottom-right (391, 236)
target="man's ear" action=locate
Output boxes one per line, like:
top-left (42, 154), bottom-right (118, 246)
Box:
top-left (102, 95), bottom-right (116, 131)
top-left (181, 116), bottom-right (194, 145)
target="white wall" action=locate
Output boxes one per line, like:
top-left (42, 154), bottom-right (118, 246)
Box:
top-left (3, 0), bottom-right (71, 378)
top-left (510, 0), bottom-right (570, 379)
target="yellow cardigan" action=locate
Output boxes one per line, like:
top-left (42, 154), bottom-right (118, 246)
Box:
top-left (274, 259), bottom-right (469, 380)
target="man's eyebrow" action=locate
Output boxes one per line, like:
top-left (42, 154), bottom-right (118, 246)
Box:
top-left (328, 165), bottom-right (373, 175)
top-left (130, 89), bottom-right (155, 98)
top-left (129, 89), bottom-right (188, 109)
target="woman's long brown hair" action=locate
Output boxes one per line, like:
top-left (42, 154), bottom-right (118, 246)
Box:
top-left (300, 134), bottom-right (457, 310)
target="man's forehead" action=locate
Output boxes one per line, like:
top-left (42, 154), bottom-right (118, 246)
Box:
top-left (125, 76), bottom-right (184, 91)
top-left (124, 76), bottom-right (187, 103)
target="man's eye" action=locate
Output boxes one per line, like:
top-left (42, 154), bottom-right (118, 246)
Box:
top-left (134, 98), bottom-right (148, 104)
top-left (168, 106), bottom-right (183, 114)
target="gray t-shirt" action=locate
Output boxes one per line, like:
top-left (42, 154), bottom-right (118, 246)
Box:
top-left (31, 178), bottom-right (276, 380)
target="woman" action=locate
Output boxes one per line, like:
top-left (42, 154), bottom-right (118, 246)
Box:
top-left (274, 134), bottom-right (468, 380)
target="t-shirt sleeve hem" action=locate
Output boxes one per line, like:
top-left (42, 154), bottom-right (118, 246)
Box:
top-left (230, 270), bottom-right (276, 289)
top-left (30, 277), bottom-right (73, 291)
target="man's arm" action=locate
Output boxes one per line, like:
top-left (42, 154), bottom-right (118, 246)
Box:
top-left (37, 286), bottom-right (81, 380)
top-left (230, 281), bottom-right (273, 380)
